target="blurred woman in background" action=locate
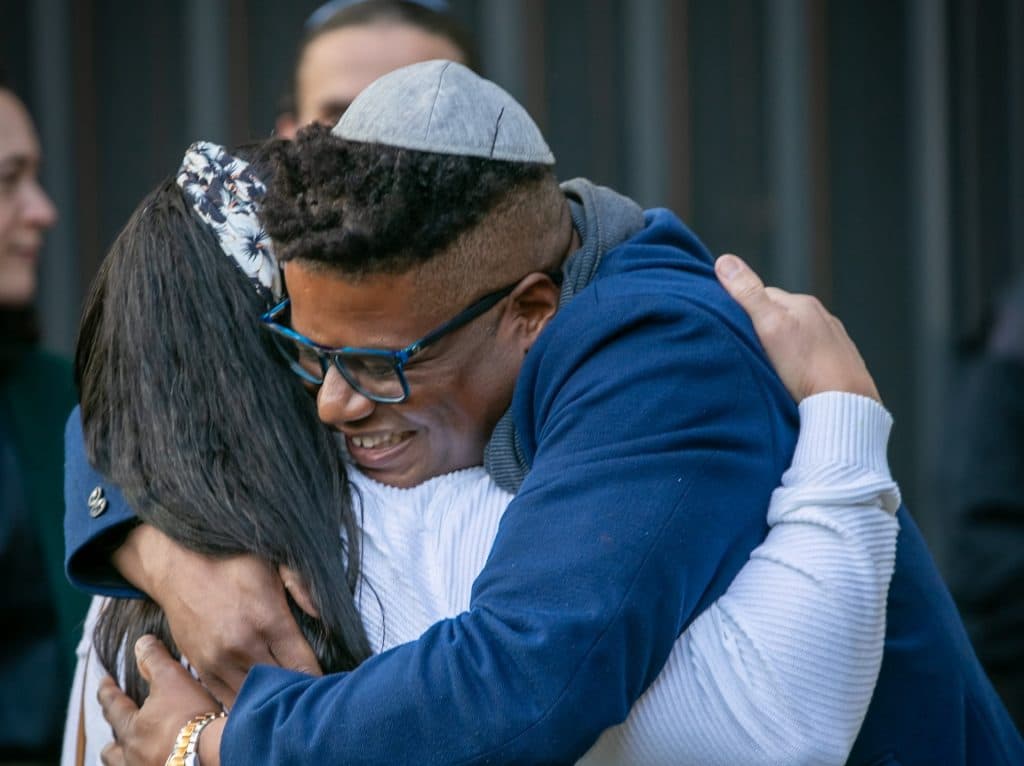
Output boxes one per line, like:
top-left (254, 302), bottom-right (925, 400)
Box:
top-left (0, 66), bottom-right (88, 763)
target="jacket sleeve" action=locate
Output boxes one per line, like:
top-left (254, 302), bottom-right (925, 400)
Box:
top-left (63, 406), bottom-right (144, 598)
top-left (224, 280), bottom-right (798, 765)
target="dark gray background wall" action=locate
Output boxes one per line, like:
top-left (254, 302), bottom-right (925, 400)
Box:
top-left (2, 0), bottom-right (1022, 565)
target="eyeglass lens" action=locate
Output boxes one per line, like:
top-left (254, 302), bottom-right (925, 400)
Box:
top-left (270, 333), bottom-right (405, 400)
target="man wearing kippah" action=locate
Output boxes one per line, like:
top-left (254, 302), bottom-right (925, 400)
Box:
top-left (73, 62), bottom-right (1023, 764)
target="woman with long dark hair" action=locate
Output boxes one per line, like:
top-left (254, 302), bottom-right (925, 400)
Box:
top-left (73, 142), bottom-right (372, 706)
top-left (63, 141), bottom-right (900, 766)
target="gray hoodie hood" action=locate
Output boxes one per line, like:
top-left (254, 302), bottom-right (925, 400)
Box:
top-left (484, 178), bottom-right (645, 494)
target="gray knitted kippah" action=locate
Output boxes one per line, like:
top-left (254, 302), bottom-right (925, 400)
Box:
top-left (332, 59), bottom-right (555, 165)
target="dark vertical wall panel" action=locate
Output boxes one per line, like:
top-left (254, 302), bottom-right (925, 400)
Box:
top-left (243, 0), bottom-right (318, 139)
top-left (1012, 0), bottom-right (1024, 277)
top-left (0, 1), bottom-right (31, 97)
top-left (227, 0), bottom-right (251, 143)
top-left (688, 0), bottom-right (767, 269)
top-left (92, 0), bottom-right (188, 255)
top-left (521, 0), bottom-right (548, 134)
top-left (70, 0), bottom-right (101, 295)
top-left (664, 0), bottom-right (692, 221)
top-left (970, 0), bottom-right (1011, 303)
top-left (950, 0), bottom-right (1016, 342)
top-left (623, 0), bottom-right (668, 208)
top-left (827, 0), bottom-right (916, 508)
top-left (32, 0), bottom-right (78, 352)
top-left (949, 0), bottom-right (982, 342)
top-left (909, 0), bottom-right (952, 553)
top-left (765, 0), bottom-right (812, 292)
top-left (807, 1), bottom-right (832, 303)
top-left (543, 0), bottom-right (624, 189)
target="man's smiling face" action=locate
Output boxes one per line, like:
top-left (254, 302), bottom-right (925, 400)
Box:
top-left (285, 259), bottom-right (523, 488)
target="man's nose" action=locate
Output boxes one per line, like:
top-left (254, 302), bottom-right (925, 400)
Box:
top-left (317, 365), bottom-right (376, 427)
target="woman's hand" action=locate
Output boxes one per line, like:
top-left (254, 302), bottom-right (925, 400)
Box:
top-left (99, 636), bottom-right (226, 766)
top-left (112, 524), bottom-right (322, 707)
top-left (715, 254), bottom-right (881, 404)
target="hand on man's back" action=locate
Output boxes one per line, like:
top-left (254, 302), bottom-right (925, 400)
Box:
top-left (715, 254), bottom-right (881, 404)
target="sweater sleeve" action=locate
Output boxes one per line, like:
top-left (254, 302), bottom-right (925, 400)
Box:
top-left (223, 284), bottom-right (799, 765)
top-left (580, 392), bottom-right (900, 766)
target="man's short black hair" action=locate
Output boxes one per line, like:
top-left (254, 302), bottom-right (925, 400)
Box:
top-left (261, 123), bottom-right (550, 276)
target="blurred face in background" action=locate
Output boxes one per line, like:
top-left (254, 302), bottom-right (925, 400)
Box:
top-left (276, 21), bottom-right (467, 137)
top-left (0, 90), bottom-right (57, 307)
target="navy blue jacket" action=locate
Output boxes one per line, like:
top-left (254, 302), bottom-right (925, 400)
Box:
top-left (66, 209), bottom-right (1023, 764)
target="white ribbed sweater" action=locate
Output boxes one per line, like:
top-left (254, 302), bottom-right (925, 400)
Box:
top-left (63, 392), bottom-right (899, 766)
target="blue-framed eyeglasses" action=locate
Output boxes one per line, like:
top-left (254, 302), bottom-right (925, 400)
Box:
top-left (260, 271), bottom-right (563, 404)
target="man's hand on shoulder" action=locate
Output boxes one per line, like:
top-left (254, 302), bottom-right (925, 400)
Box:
top-left (715, 253), bottom-right (881, 404)
top-left (112, 524), bottom-right (321, 707)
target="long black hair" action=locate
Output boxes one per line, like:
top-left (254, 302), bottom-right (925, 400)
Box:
top-left (74, 142), bottom-right (371, 703)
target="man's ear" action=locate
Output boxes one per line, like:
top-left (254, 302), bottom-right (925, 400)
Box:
top-left (506, 272), bottom-right (561, 353)
top-left (275, 113), bottom-right (299, 140)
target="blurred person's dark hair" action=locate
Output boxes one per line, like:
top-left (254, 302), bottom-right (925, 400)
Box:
top-left (76, 141), bottom-right (372, 703)
top-left (277, 0), bottom-right (478, 123)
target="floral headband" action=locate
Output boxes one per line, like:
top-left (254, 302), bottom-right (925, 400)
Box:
top-left (176, 141), bottom-right (283, 302)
